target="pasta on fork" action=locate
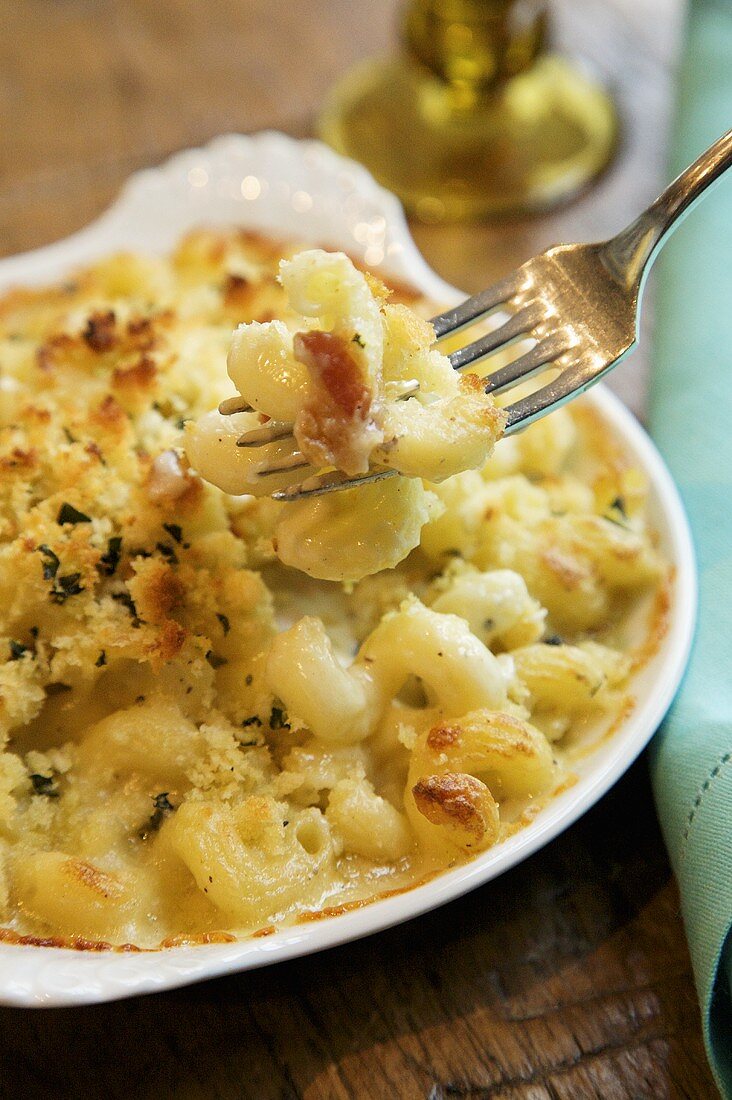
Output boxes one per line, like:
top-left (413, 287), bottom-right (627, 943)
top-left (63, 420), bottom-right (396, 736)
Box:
top-left (187, 248), bottom-right (505, 581)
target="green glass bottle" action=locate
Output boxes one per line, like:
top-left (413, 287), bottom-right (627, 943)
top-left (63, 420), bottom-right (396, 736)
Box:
top-left (319, 0), bottom-right (618, 222)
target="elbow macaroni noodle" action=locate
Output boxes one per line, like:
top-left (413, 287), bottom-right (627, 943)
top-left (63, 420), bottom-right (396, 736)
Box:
top-left (0, 230), bottom-right (667, 948)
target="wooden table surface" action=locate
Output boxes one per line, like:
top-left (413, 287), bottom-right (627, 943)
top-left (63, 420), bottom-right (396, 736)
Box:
top-left (0, 2), bottom-right (719, 1097)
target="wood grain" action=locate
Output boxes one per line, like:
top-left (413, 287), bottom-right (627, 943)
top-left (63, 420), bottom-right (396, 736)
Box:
top-left (0, 2), bottom-right (719, 1097)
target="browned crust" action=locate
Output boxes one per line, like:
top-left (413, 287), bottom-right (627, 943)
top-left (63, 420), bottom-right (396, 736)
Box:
top-left (133, 562), bottom-right (186, 622)
top-left (147, 618), bottom-right (187, 663)
top-left (0, 927), bottom-right (238, 952)
top-left (92, 394), bottom-right (127, 431)
top-left (19, 404), bottom-right (51, 425)
top-left (631, 566), bottom-right (673, 672)
top-left (251, 925), bottom-right (277, 938)
top-left (158, 931), bottom-right (238, 948)
top-left (412, 772), bottom-right (489, 840)
top-left (0, 928), bottom-right (141, 952)
top-left (296, 872), bottom-right (442, 923)
top-left (112, 353), bottom-right (157, 390)
top-left (83, 310), bottom-right (117, 353)
top-left (426, 723), bottom-right (461, 752)
top-left (485, 713), bottom-right (538, 757)
top-left (540, 546), bottom-right (591, 591)
top-left (65, 858), bottom-right (124, 899)
top-left (0, 447), bottom-right (37, 473)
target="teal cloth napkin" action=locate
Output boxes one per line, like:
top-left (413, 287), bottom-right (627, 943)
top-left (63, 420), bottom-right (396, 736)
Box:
top-left (648, 2), bottom-right (732, 1094)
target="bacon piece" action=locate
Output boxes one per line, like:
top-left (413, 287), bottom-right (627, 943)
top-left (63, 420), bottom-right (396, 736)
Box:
top-left (293, 329), bottom-right (382, 476)
top-left (295, 330), bottom-right (369, 418)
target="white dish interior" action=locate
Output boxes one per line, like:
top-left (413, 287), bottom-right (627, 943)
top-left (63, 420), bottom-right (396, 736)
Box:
top-left (0, 133), bottom-right (696, 1007)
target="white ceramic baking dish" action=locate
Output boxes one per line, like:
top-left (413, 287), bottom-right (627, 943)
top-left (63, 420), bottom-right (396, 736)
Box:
top-left (0, 132), bottom-right (696, 1006)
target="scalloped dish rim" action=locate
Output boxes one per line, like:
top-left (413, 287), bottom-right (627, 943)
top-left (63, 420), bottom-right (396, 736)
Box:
top-left (0, 132), bottom-right (696, 1007)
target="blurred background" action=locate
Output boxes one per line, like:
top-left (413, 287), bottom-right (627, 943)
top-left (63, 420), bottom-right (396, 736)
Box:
top-left (2, 4), bottom-right (725, 1100)
top-left (1, 0), bottom-right (680, 418)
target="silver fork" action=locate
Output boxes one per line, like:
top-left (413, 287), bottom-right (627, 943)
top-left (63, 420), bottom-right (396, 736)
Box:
top-left (220, 127), bottom-right (732, 501)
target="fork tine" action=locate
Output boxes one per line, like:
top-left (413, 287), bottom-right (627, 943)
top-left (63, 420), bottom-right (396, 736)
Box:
top-left (218, 395), bottom-right (252, 415)
top-left (503, 355), bottom-right (602, 433)
top-left (237, 421), bottom-right (291, 447)
top-left (256, 452), bottom-right (310, 478)
top-left (273, 467), bottom-right (396, 502)
top-left (482, 333), bottom-right (571, 395)
top-left (430, 275), bottom-right (518, 341)
top-left (448, 307), bottom-right (539, 371)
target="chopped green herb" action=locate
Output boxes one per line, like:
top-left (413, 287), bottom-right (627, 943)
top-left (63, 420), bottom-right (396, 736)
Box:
top-left (62, 427), bottom-right (77, 445)
top-left (245, 674), bottom-right (253, 686)
top-left (38, 544), bottom-right (60, 581)
top-left (482, 618), bottom-right (495, 632)
top-left (543, 634), bottom-right (564, 646)
top-left (156, 542), bottom-right (179, 566)
top-left (57, 502), bottom-right (92, 526)
top-left (139, 792), bottom-right (175, 840)
top-left (8, 640), bottom-right (28, 661)
top-left (95, 650), bottom-right (107, 667)
top-left (269, 705), bottom-right (290, 731)
top-left (352, 332), bottom-right (365, 348)
top-left (603, 495), bottom-right (630, 528)
top-left (217, 613), bottom-right (230, 635)
top-left (163, 523), bottom-right (183, 544)
top-left (50, 573), bottom-right (85, 603)
top-left (30, 773), bottom-right (59, 798)
top-left (98, 536), bottom-right (122, 576)
top-left (206, 650), bottom-right (227, 670)
top-left (111, 591), bottom-right (141, 626)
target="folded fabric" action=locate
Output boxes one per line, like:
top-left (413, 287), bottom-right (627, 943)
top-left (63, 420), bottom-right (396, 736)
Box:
top-left (648, 1), bottom-right (732, 1095)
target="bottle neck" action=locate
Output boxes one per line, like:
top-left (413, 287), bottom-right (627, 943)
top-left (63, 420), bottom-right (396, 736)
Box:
top-left (404, 0), bottom-right (548, 98)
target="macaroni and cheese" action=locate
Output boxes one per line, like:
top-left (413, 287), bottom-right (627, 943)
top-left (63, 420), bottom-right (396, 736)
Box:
top-left (0, 230), bottom-right (667, 949)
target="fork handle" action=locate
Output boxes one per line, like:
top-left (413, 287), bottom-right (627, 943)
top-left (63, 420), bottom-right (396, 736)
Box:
top-left (602, 127), bottom-right (732, 291)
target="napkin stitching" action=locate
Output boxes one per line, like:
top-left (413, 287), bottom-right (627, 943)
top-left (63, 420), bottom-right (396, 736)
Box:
top-left (681, 751), bottom-right (732, 854)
